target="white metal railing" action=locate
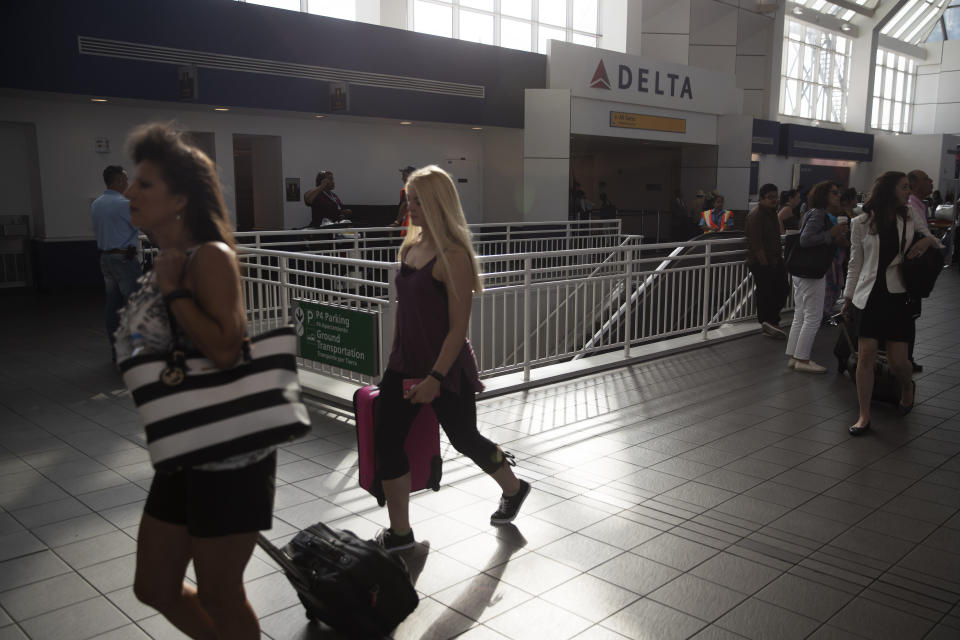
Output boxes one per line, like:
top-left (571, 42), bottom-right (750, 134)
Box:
top-left (237, 234), bottom-right (770, 389)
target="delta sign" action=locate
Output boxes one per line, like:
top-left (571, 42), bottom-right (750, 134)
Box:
top-left (548, 41), bottom-right (742, 116)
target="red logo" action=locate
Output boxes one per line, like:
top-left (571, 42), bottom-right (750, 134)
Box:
top-left (590, 59), bottom-right (611, 90)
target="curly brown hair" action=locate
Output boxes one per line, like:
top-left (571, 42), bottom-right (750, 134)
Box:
top-left (126, 122), bottom-right (234, 250)
top-left (806, 181), bottom-right (837, 210)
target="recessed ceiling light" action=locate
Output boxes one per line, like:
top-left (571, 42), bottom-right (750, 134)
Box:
top-left (471, 127), bottom-right (483, 131)
top-left (90, 98), bottom-right (108, 102)
top-left (840, 22), bottom-right (852, 31)
top-left (214, 107), bottom-right (230, 111)
top-left (314, 114), bottom-right (326, 118)
top-left (792, 6), bottom-right (803, 14)
top-left (400, 121), bottom-right (412, 125)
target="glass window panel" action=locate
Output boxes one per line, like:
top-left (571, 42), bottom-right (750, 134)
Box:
top-left (897, 54), bottom-right (907, 71)
top-left (799, 84), bottom-right (812, 119)
top-left (308, 0), bottom-right (356, 20)
top-left (884, 67), bottom-right (895, 99)
top-left (460, 0), bottom-right (493, 10)
top-left (784, 78), bottom-right (799, 115)
top-left (805, 28), bottom-right (821, 46)
top-left (904, 103), bottom-right (912, 132)
top-left (571, 33), bottom-right (597, 47)
top-left (872, 97), bottom-right (881, 128)
top-left (788, 20), bottom-right (803, 40)
top-left (248, 0), bottom-right (300, 10)
top-left (538, 25), bottom-right (567, 53)
top-left (539, 0), bottom-right (567, 27)
top-left (802, 45), bottom-right (816, 81)
top-left (893, 101), bottom-right (903, 129)
top-left (786, 42), bottom-right (801, 77)
top-left (459, 10), bottom-right (494, 44)
top-left (413, 0), bottom-right (452, 37)
top-left (905, 72), bottom-right (914, 100)
top-left (500, 18), bottom-right (532, 51)
top-left (573, 0), bottom-right (598, 32)
top-left (502, 0), bottom-right (531, 20)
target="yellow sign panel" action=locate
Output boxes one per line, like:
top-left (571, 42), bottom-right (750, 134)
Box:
top-left (610, 111), bottom-right (686, 133)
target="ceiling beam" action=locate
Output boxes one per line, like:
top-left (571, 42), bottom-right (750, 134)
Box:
top-left (826, 0), bottom-right (876, 17)
top-left (878, 34), bottom-right (929, 59)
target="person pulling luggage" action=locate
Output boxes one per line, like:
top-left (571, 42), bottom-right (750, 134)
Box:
top-left (374, 165), bottom-right (531, 552)
top-left (842, 171), bottom-right (941, 435)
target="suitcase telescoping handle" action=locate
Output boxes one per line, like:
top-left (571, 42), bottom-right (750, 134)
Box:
top-left (257, 533), bottom-right (303, 578)
top-left (834, 312), bottom-right (856, 352)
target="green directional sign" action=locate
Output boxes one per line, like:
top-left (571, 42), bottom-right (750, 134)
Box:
top-left (294, 300), bottom-right (379, 376)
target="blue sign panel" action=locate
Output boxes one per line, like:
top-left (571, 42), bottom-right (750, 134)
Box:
top-left (781, 124), bottom-right (873, 161)
top-left (752, 119), bottom-right (780, 154)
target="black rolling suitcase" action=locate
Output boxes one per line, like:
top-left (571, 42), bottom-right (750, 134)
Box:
top-left (834, 313), bottom-right (899, 404)
top-left (256, 523), bottom-right (419, 639)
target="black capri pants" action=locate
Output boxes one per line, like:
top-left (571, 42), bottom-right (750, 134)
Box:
top-left (375, 368), bottom-right (500, 480)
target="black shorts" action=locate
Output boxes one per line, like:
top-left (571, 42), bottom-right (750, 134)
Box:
top-left (144, 451), bottom-right (277, 538)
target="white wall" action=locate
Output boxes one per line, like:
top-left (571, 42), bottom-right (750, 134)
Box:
top-left (754, 154), bottom-right (796, 194)
top-left (639, 0), bottom-right (775, 118)
top-left (0, 95), bottom-right (515, 239)
top-left (523, 89), bottom-right (571, 222)
top-left (481, 128), bottom-right (524, 223)
top-left (915, 41), bottom-right (960, 136)
top-left (0, 122), bottom-right (44, 235)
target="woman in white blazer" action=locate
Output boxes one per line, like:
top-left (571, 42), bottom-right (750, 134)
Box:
top-left (841, 171), bottom-right (940, 435)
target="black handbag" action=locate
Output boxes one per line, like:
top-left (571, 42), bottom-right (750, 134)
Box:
top-left (901, 230), bottom-right (943, 298)
top-left (784, 211), bottom-right (835, 279)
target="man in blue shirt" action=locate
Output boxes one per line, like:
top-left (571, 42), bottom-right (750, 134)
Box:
top-left (91, 165), bottom-right (141, 361)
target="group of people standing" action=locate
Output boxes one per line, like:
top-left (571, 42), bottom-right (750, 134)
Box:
top-left (745, 171), bottom-right (942, 436)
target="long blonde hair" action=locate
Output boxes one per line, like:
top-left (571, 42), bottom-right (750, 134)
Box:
top-left (400, 165), bottom-right (484, 294)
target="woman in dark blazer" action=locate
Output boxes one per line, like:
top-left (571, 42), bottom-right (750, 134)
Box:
top-left (841, 171), bottom-right (941, 435)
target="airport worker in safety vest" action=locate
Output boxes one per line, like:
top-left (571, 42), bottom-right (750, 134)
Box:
top-left (699, 195), bottom-right (734, 233)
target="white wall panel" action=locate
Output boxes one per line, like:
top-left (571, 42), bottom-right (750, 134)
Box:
top-left (742, 89), bottom-right (768, 117)
top-left (737, 10), bottom-right (773, 56)
top-left (523, 89), bottom-right (571, 159)
top-left (912, 105), bottom-right (938, 135)
top-left (642, 0), bottom-right (692, 34)
top-left (942, 40), bottom-right (960, 72)
top-left (689, 45), bottom-right (738, 75)
top-left (717, 167), bottom-right (751, 208)
top-left (936, 71), bottom-right (960, 103)
top-left (641, 34), bottom-right (691, 65)
top-left (915, 74), bottom-right (940, 105)
top-left (936, 104), bottom-right (960, 134)
top-left (690, 0), bottom-right (739, 46)
top-left (522, 159), bottom-right (569, 222)
top-left (482, 128), bottom-right (524, 223)
top-left (735, 55), bottom-right (768, 90)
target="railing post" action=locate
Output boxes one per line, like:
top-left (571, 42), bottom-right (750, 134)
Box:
top-left (701, 241), bottom-right (713, 340)
top-left (623, 244), bottom-right (632, 358)
top-left (523, 256), bottom-right (532, 382)
top-left (279, 255), bottom-right (289, 327)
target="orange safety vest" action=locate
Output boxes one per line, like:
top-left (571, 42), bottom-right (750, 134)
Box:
top-left (700, 209), bottom-right (733, 232)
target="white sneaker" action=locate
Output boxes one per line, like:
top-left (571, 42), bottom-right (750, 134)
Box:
top-left (793, 360), bottom-right (826, 373)
top-left (762, 322), bottom-right (787, 339)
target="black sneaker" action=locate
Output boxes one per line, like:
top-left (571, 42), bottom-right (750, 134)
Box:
top-left (490, 479), bottom-right (531, 525)
top-left (374, 528), bottom-right (415, 552)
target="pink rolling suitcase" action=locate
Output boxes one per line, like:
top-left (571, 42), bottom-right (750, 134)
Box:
top-left (354, 383), bottom-right (442, 506)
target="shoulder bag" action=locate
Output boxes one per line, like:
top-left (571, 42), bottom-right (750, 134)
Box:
top-left (784, 211), bottom-right (836, 279)
top-left (900, 227), bottom-right (943, 299)
top-left (120, 315), bottom-right (311, 471)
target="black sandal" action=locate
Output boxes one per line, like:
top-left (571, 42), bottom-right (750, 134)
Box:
top-left (848, 422), bottom-right (871, 436)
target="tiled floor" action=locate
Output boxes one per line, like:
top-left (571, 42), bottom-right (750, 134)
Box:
top-left (1, 269), bottom-right (959, 640)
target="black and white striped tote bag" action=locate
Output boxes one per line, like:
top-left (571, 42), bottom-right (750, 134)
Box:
top-left (120, 326), bottom-right (311, 471)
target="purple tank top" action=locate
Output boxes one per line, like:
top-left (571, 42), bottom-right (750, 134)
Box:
top-left (386, 255), bottom-right (484, 395)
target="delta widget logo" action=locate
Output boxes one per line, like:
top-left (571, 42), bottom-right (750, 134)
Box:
top-left (590, 59), bottom-right (611, 89)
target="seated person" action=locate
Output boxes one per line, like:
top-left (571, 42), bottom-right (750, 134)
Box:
top-left (303, 170), bottom-right (351, 227)
top-left (699, 195), bottom-right (734, 233)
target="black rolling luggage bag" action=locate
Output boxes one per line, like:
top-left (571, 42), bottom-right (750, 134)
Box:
top-left (256, 523), bottom-right (419, 639)
top-left (834, 313), bottom-right (899, 404)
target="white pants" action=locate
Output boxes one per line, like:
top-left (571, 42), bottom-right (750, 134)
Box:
top-left (786, 276), bottom-right (825, 361)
